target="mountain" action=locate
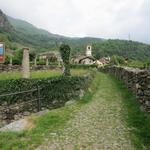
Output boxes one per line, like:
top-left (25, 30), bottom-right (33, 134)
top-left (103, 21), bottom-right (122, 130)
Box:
top-left (6, 15), bottom-right (103, 53)
top-left (0, 10), bottom-right (14, 32)
top-left (0, 9), bottom-right (150, 61)
top-left (7, 16), bottom-right (65, 39)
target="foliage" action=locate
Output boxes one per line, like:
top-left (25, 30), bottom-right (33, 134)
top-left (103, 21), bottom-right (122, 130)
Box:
top-left (59, 44), bottom-right (71, 76)
top-left (144, 59), bottom-right (150, 69)
top-left (0, 69), bottom-right (93, 105)
top-left (36, 60), bottom-right (46, 65)
top-left (110, 55), bottom-right (125, 66)
top-left (92, 40), bottom-right (150, 61)
top-left (127, 60), bottom-right (144, 68)
top-left (12, 49), bottom-right (23, 65)
top-left (0, 76), bottom-right (89, 105)
top-left (29, 51), bottom-right (36, 62)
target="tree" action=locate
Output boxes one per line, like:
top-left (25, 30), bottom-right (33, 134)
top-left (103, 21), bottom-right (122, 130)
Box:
top-left (12, 49), bottom-right (23, 65)
top-left (110, 55), bottom-right (125, 66)
top-left (59, 44), bottom-right (71, 76)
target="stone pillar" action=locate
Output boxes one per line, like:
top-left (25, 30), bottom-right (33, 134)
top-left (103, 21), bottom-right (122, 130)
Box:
top-left (22, 48), bottom-right (30, 79)
top-left (46, 58), bottom-right (49, 66)
top-left (9, 57), bottom-right (12, 67)
top-left (34, 56), bottom-right (37, 67)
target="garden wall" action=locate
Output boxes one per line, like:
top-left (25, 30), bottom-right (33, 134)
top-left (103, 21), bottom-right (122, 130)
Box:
top-left (0, 73), bottom-right (94, 126)
top-left (0, 65), bottom-right (59, 72)
top-left (100, 66), bottom-right (150, 112)
top-left (0, 64), bottom-right (97, 72)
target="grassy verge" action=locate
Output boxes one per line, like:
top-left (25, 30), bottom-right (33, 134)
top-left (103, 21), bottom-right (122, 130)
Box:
top-left (109, 74), bottom-right (150, 150)
top-left (0, 72), bottom-right (101, 150)
top-left (0, 69), bottom-right (89, 80)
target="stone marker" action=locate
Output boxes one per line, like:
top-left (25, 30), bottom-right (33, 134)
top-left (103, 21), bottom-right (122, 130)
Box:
top-left (22, 47), bottom-right (30, 78)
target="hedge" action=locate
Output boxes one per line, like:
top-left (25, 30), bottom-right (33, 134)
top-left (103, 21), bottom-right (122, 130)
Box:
top-left (0, 73), bottom-right (94, 109)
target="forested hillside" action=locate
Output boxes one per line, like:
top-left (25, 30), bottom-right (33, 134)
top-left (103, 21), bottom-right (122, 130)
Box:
top-left (92, 39), bottom-right (150, 60)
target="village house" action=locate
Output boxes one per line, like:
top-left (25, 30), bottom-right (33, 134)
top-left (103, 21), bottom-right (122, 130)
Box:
top-left (93, 56), bottom-right (111, 68)
top-left (98, 56), bottom-right (110, 65)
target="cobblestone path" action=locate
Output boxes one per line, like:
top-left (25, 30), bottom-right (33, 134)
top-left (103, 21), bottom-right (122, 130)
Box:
top-left (37, 73), bottom-right (135, 150)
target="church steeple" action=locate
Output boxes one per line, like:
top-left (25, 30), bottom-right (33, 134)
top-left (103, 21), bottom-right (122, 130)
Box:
top-left (86, 45), bottom-right (92, 56)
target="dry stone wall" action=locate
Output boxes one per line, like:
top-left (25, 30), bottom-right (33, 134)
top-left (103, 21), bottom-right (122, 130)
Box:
top-left (101, 66), bottom-right (150, 112)
top-left (0, 65), bottom-right (22, 72)
top-left (0, 65), bottom-right (59, 72)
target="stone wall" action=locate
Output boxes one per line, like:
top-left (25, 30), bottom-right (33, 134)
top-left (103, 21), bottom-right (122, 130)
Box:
top-left (101, 66), bottom-right (150, 112)
top-left (0, 65), bottom-right (59, 72)
top-left (0, 65), bottom-right (22, 72)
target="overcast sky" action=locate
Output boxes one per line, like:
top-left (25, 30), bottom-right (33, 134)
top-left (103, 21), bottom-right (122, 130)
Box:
top-left (0, 0), bottom-right (150, 43)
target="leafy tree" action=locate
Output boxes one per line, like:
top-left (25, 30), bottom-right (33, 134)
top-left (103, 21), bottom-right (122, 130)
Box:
top-left (12, 49), bottom-right (23, 65)
top-left (59, 44), bottom-right (71, 76)
top-left (29, 51), bottom-right (36, 62)
top-left (110, 55), bottom-right (125, 66)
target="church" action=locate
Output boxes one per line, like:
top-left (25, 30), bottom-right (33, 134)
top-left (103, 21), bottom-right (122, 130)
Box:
top-left (71, 45), bottom-right (95, 65)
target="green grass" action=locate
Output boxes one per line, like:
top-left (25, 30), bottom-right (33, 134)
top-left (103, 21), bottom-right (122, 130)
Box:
top-left (0, 69), bottom-right (89, 80)
top-left (108, 74), bottom-right (150, 150)
top-left (0, 71), bottom-right (100, 150)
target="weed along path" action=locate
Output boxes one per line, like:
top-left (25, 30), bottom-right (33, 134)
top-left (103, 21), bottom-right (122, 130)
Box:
top-left (37, 73), bottom-right (137, 150)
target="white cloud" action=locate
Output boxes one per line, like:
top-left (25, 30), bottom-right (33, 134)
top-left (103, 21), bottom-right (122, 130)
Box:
top-left (0, 0), bottom-right (149, 43)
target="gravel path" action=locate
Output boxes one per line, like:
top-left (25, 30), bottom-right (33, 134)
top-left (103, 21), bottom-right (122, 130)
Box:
top-left (37, 74), bottom-right (135, 150)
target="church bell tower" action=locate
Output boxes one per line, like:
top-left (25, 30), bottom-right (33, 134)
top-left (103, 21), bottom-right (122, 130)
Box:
top-left (86, 45), bottom-right (92, 57)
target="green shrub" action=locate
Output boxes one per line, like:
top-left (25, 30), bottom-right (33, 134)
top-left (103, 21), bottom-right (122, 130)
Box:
top-left (0, 74), bottom-right (93, 108)
top-left (127, 60), bottom-right (144, 68)
top-left (110, 55), bottom-right (125, 66)
top-left (59, 44), bottom-right (71, 76)
top-left (144, 59), bottom-right (150, 69)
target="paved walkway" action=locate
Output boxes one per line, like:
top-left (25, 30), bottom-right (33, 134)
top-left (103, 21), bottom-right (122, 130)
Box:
top-left (37, 73), bottom-right (135, 150)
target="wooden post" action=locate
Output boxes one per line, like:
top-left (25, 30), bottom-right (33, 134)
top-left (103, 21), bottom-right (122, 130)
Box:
top-left (22, 48), bottom-right (30, 78)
